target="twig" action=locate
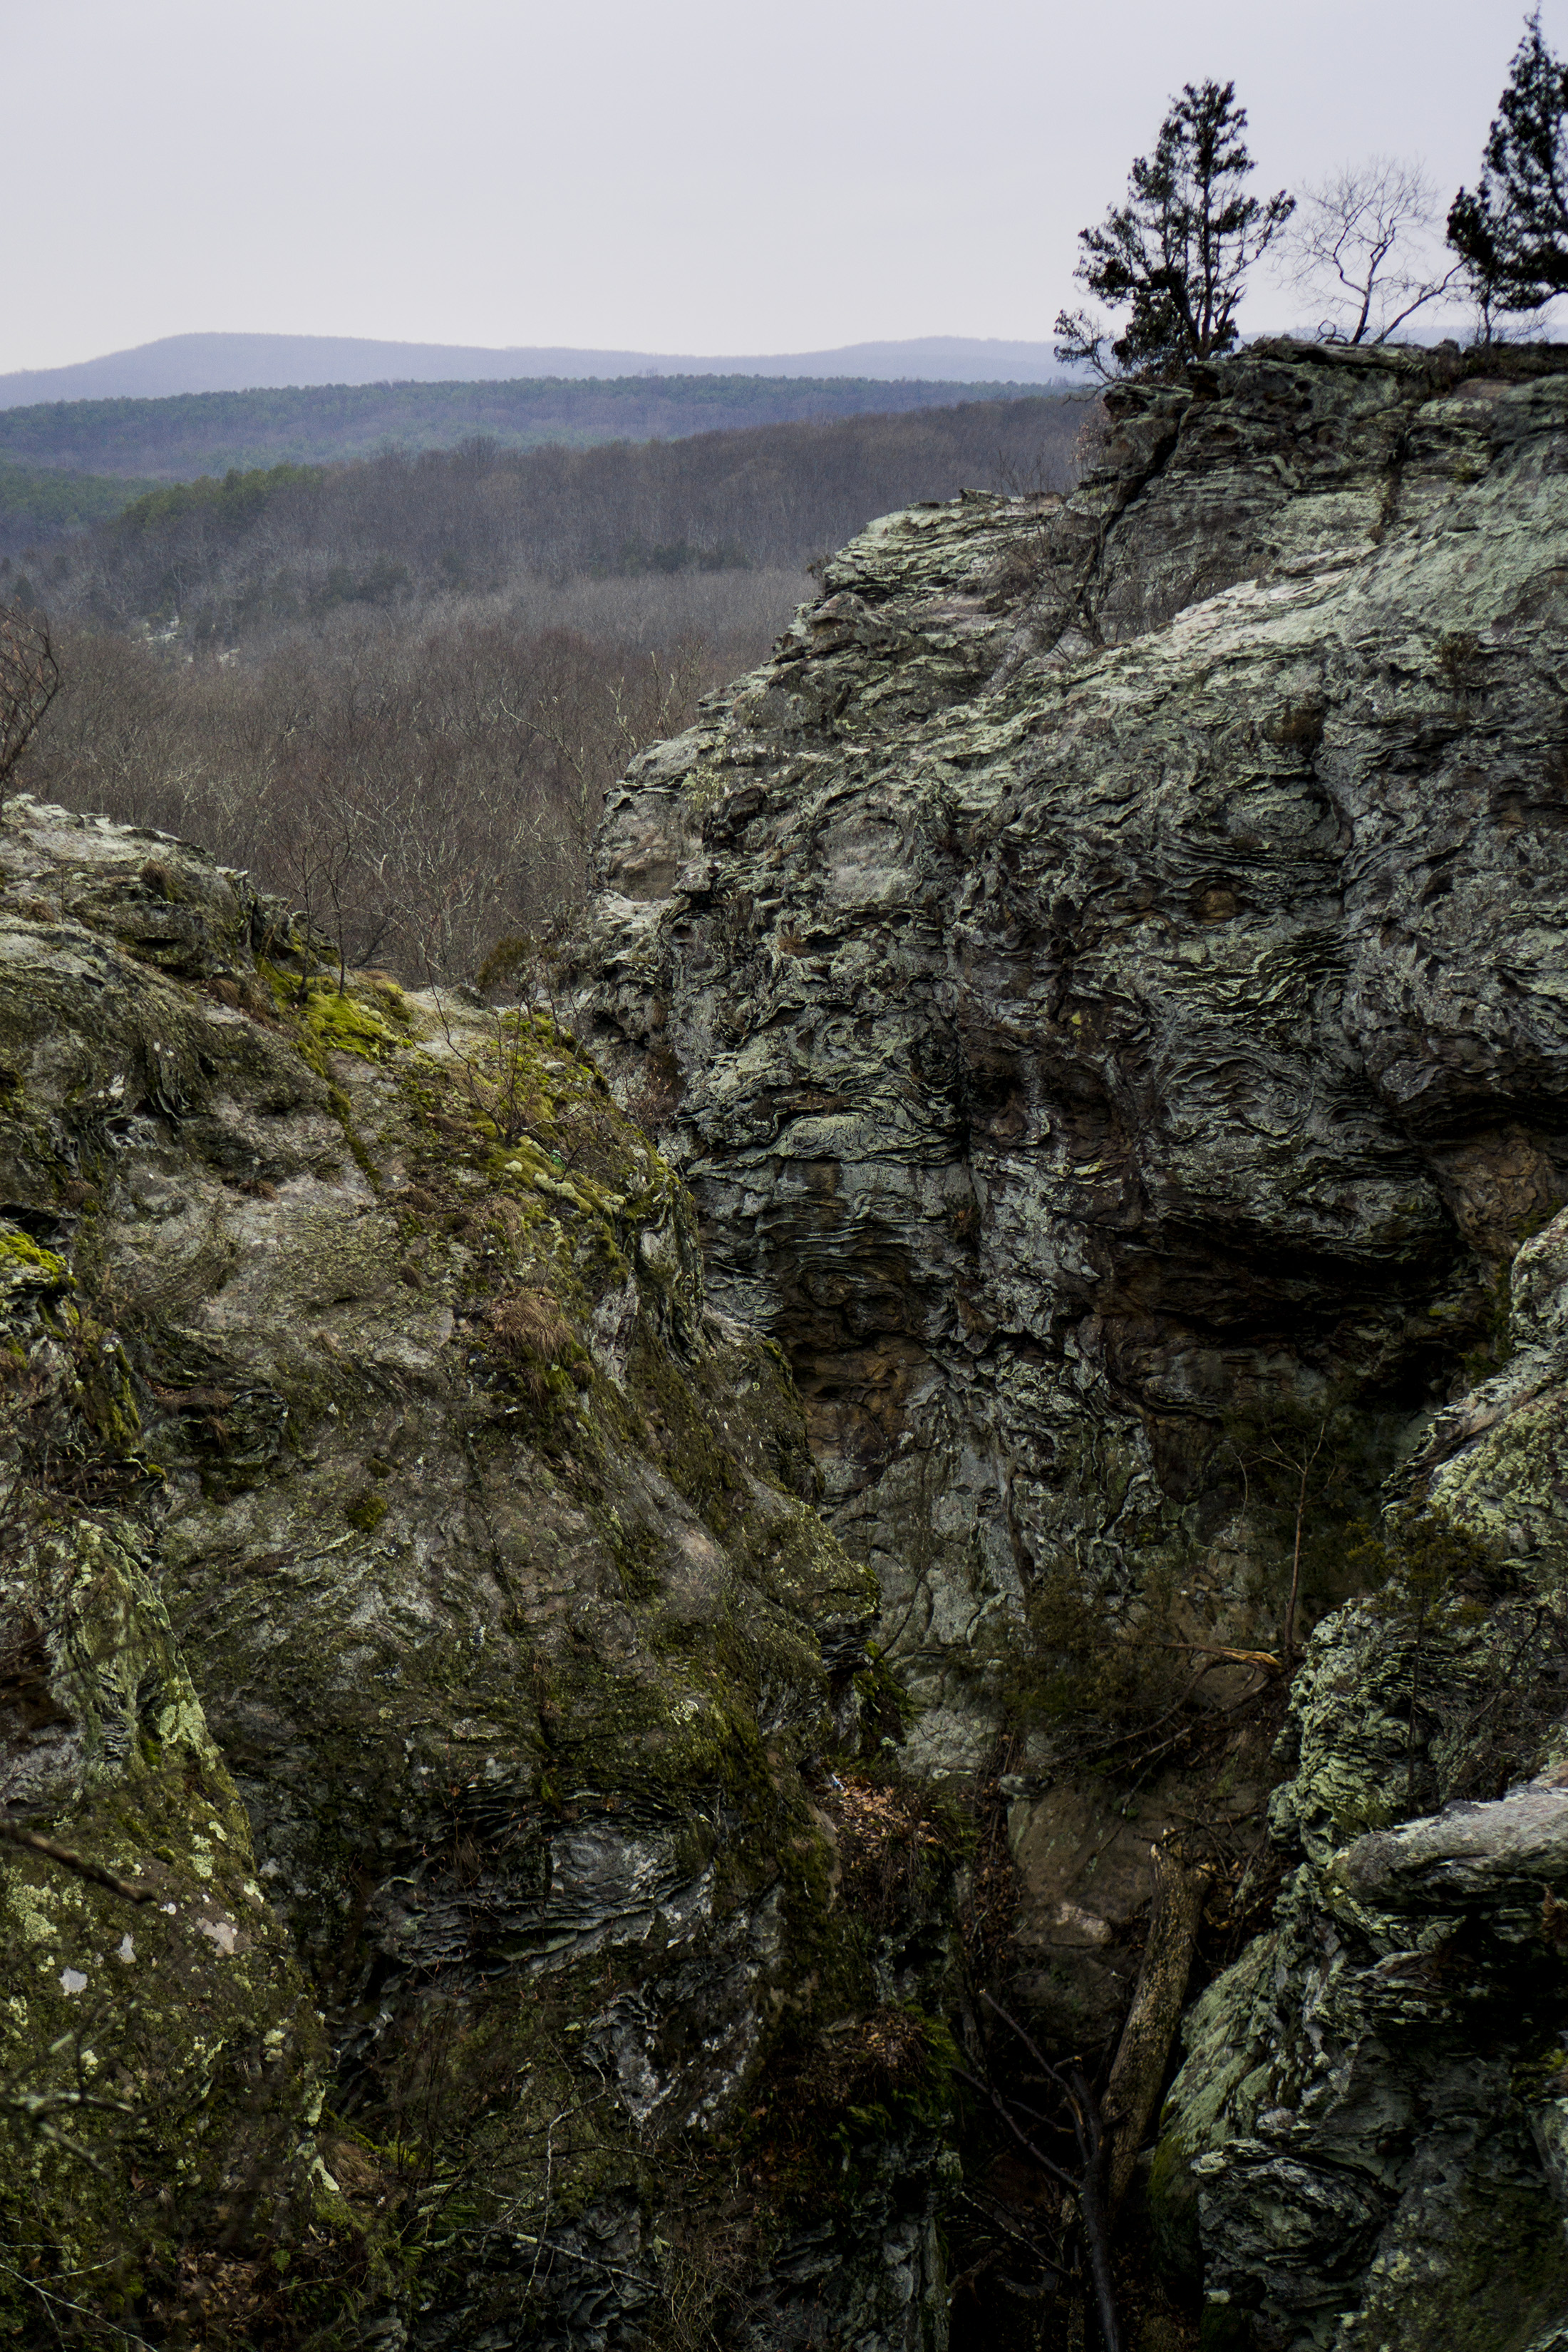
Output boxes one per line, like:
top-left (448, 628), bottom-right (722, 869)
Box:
top-left (0, 2251), bottom-right (159, 2351)
top-left (1064, 1660), bottom-right (1217, 1762)
top-left (0, 1822), bottom-right (154, 1904)
top-left (971, 1993), bottom-right (1123, 2352)
top-left (951, 2065), bottom-right (1079, 2195)
top-left (1065, 2059), bottom-right (1120, 2352)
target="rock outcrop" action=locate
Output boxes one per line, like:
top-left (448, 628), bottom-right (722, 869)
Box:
top-left (574, 339), bottom-right (1568, 1782)
top-left (11, 335), bottom-right (1568, 2349)
top-left (1155, 1200), bottom-right (1568, 2351)
top-left (568, 339), bottom-right (1568, 2343)
top-left (0, 798), bottom-right (951, 2346)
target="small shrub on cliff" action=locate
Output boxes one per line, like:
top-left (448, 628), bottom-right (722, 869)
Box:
top-left (1220, 1391), bottom-right (1397, 1658)
top-left (1003, 1555), bottom-right (1189, 1738)
top-left (1352, 1501), bottom-right (1505, 1617)
top-left (1054, 78), bottom-right (1293, 378)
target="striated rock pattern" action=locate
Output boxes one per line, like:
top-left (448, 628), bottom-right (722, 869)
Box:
top-left (0, 798), bottom-right (950, 2347)
top-left (13, 336), bottom-right (1568, 2349)
top-left (567, 339), bottom-right (1568, 2344)
top-left (1157, 1201), bottom-right (1568, 2351)
top-left (573, 339), bottom-right (1568, 1784)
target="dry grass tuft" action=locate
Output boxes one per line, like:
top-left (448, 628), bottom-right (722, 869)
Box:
top-left (482, 1287), bottom-right (583, 1401)
top-left (464, 1195), bottom-right (527, 1249)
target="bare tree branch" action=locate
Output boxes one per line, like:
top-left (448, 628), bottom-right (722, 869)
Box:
top-left (1281, 158), bottom-right (1463, 344)
top-left (0, 603), bottom-right (61, 789)
top-left (0, 1819), bottom-right (155, 1904)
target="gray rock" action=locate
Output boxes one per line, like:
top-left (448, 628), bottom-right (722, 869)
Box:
top-left (571, 339), bottom-right (1568, 1785)
top-left (0, 798), bottom-right (943, 2342)
top-left (567, 337), bottom-right (1568, 2340)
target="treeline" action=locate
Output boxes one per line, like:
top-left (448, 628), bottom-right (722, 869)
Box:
top-left (19, 397), bottom-right (1080, 639)
top-left (0, 371), bottom-right (1065, 490)
top-left (0, 460), bottom-right (148, 553)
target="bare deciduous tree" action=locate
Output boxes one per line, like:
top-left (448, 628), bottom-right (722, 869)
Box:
top-left (1282, 158), bottom-right (1464, 344)
top-left (527, 639), bottom-right (706, 873)
top-left (22, 616), bottom-right (717, 984)
top-left (274, 795), bottom-right (364, 999)
top-left (0, 602), bottom-right (61, 789)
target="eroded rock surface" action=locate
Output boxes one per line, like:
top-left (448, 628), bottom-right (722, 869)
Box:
top-left (572, 340), bottom-right (1568, 1788)
top-left (565, 339), bottom-right (1568, 2343)
top-left (1148, 1112), bottom-right (1568, 2348)
top-left (1156, 1206), bottom-right (1568, 2351)
top-left (14, 336), bottom-right (1568, 2348)
top-left (0, 798), bottom-right (949, 2346)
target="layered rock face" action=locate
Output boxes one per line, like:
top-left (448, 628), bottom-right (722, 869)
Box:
top-left (11, 337), bottom-right (1568, 2351)
top-left (1157, 1207), bottom-right (1568, 2351)
top-left (569, 339), bottom-right (1568, 2343)
top-left (574, 341), bottom-right (1568, 1777)
top-left (0, 800), bottom-right (948, 2346)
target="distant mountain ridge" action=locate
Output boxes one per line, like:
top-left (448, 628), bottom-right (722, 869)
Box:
top-left (0, 331), bottom-right (1071, 408)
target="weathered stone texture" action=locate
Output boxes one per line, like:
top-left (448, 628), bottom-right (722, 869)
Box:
top-left (572, 341), bottom-right (1568, 1783)
top-left (1152, 1197), bottom-right (1568, 2351)
top-left (0, 799), bottom-right (944, 2345)
top-left (13, 336), bottom-right (1568, 2346)
top-left (567, 339), bottom-right (1568, 2343)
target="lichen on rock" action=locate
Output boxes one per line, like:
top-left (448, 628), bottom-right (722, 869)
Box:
top-left (571, 341), bottom-right (1568, 1800)
top-left (0, 798), bottom-right (943, 2345)
top-left (565, 338), bottom-right (1568, 2343)
top-left (14, 331), bottom-right (1568, 2343)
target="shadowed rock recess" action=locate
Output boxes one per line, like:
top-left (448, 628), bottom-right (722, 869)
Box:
top-left (9, 339), bottom-right (1568, 2352)
top-left (571, 341), bottom-right (1568, 2346)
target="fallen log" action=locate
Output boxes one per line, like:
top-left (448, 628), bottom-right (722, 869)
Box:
top-left (1103, 1836), bottom-right (1209, 2217)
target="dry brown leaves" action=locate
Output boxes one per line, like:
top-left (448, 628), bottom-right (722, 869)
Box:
top-left (820, 1773), bottom-right (946, 1928)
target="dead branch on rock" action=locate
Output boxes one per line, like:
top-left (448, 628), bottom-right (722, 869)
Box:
top-left (1159, 1641), bottom-right (1281, 1672)
top-left (1102, 1836), bottom-right (1210, 2217)
top-left (0, 1819), bottom-right (155, 1904)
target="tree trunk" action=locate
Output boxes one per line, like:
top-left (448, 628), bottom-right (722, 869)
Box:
top-left (1103, 1840), bottom-right (1208, 2217)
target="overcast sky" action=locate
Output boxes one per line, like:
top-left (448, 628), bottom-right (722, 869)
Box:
top-left (8, 0), bottom-right (1557, 372)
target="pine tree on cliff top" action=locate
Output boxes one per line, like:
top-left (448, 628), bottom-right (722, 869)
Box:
top-left (1053, 78), bottom-right (1293, 381)
top-left (1448, 10), bottom-right (1568, 326)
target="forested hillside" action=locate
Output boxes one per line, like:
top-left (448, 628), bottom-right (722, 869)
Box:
top-left (0, 458), bottom-right (150, 546)
top-left (26, 396), bottom-right (1079, 628)
top-left (0, 371), bottom-right (1069, 500)
top-left (9, 393), bottom-right (1085, 979)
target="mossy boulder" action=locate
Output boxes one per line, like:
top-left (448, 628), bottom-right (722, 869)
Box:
top-left (0, 799), bottom-right (940, 2345)
top-left (0, 1504), bottom-right (326, 2339)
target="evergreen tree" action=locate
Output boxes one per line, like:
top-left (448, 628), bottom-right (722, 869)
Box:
top-left (1054, 80), bottom-right (1293, 380)
top-left (1448, 11), bottom-right (1568, 324)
